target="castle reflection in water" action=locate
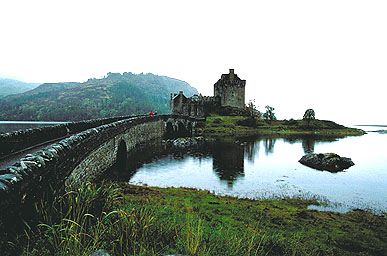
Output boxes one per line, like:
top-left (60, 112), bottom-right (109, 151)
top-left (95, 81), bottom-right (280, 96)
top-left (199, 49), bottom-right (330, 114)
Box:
top-left (210, 136), bottom-right (324, 187)
top-left (121, 136), bottom-right (336, 187)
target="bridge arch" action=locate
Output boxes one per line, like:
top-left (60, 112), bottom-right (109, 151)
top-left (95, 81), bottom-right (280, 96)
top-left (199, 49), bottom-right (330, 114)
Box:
top-left (116, 140), bottom-right (128, 172)
top-left (187, 122), bottom-right (193, 136)
top-left (166, 121), bottom-right (174, 139)
top-left (177, 120), bottom-right (188, 137)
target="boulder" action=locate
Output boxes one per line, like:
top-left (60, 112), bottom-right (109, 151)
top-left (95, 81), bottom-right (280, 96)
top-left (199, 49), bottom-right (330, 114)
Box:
top-left (299, 153), bottom-right (354, 172)
top-left (163, 136), bottom-right (206, 149)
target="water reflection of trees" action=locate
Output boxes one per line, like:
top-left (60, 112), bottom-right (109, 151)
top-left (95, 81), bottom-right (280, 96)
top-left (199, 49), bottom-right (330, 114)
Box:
top-left (302, 138), bottom-right (315, 154)
top-left (283, 136), bottom-right (339, 154)
top-left (212, 141), bottom-right (244, 187)
top-left (283, 136), bottom-right (316, 154)
top-left (264, 138), bottom-right (276, 155)
top-left (245, 137), bottom-right (277, 158)
top-left (245, 140), bottom-right (259, 163)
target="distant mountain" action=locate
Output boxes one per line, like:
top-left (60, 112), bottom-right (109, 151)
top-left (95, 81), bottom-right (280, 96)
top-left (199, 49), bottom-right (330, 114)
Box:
top-left (0, 72), bottom-right (198, 121)
top-left (0, 78), bottom-right (40, 98)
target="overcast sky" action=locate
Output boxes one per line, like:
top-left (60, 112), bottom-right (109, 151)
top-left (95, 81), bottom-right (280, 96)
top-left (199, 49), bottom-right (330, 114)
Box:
top-left (1, 0), bottom-right (386, 124)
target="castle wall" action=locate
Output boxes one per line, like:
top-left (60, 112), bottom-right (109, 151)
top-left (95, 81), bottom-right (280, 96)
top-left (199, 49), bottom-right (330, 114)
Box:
top-left (214, 69), bottom-right (246, 109)
top-left (214, 82), bottom-right (245, 109)
top-left (171, 92), bottom-right (187, 115)
top-left (171, 94), bottom-right (209, 117)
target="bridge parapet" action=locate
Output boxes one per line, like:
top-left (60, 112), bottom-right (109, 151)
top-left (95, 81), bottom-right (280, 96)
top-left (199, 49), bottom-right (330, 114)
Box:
top-left (0, 115), bottom-right (146, 159)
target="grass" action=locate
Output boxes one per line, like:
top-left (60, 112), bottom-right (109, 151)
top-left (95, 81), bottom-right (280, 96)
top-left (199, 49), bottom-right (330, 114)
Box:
top-left (203, 115), bottom-right (365, 138)
top-left (7, 182), bottom-right (386, 256)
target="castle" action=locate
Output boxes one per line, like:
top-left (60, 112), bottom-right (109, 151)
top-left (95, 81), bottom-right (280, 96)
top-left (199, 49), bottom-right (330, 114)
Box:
top-left (170, 69), bottom-right (246, 117)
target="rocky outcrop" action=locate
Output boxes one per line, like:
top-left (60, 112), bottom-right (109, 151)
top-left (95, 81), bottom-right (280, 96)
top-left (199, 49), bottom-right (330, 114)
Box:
top-left (299, 153), bottom-right (354, 172)
top-left (163, 136), bottom-right (208, 149)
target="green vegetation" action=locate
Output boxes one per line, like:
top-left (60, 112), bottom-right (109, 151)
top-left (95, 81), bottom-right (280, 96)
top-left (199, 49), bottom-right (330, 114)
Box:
top-left (246, 99), bottom-right (261, 118)
top-left (203, 115), bottom-right (365, 138)
top-left (263, 105), bottom-right (277, 121)
top-left (0, 72), bottom-right (197, 121)
top-left (9, 182), bottom-right (386, 256)
top-left (0, 78), bottom-right (39, 98)
top-left (303, 109), bottom-right (316, 126)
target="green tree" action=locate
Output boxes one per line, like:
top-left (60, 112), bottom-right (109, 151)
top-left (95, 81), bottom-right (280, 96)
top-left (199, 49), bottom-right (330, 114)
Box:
top-left (246, 99), bottom-right (261, 118)
top-left (263, 105), bottom-right (276, 121)
top-left (303, 109), bottom-right (316, 126)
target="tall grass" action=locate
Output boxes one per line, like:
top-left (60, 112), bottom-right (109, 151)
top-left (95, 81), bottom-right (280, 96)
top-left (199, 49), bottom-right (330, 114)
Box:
top-left (17, 182), bottom-right (277, 256)
top-left (19, 182), bottom-right (177, 255)
top-left (22, 182), bottom-right (124, 255)
top-left (180, 217), bottom-right (205, 255)
top-left (13, 182), bottom-right (348, 256)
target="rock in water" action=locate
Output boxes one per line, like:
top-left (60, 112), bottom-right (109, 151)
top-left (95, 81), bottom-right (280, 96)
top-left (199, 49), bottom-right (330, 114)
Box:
top-left (163, 136), bottom-right (206, 148)
top-left (299, 153), bottom-right (354, 172)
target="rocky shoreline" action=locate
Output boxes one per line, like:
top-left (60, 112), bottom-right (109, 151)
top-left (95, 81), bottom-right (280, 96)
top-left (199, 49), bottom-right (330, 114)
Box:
top-left (162, 136), bottom-right (212, 149)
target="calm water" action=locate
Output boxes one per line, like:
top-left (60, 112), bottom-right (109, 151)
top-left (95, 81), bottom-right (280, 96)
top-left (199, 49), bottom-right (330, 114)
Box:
top-left (129, 127), bottom-right (387, 213)
top-left (0, 121), bottom-right (68, 134)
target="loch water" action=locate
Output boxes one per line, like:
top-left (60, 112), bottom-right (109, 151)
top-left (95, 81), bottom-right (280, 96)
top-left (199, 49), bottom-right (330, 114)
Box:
top-left (129, 126), bottom-right (387, 213)
top-left (0, 121), bottom-right (67, 134)
top-left (1, 121), bottom-right (385, 213)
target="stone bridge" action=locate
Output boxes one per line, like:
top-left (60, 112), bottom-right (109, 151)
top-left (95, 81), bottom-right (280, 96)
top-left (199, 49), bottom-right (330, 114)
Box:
top-left (0, 114), bottom-right (203, 226)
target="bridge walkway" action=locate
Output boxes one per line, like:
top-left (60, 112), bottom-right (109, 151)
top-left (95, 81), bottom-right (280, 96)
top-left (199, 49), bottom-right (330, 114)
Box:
top-left (0, 135), bottom-right (71, 169)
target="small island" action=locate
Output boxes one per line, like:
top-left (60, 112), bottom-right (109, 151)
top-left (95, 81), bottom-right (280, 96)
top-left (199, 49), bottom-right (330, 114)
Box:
top-left (203, 115), bottom-right (365, 138)
top-left (170, 69), bottom-right (365, 139)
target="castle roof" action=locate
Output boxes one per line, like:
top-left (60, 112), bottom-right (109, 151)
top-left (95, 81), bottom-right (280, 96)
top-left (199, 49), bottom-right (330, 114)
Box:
top-left (215, 69), bottom-right (246, 87)
top-left (172, 91), bottom-right (187, 100)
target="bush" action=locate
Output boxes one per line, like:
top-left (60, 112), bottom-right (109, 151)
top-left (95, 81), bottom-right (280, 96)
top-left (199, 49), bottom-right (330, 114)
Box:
top-left (236, 117), bottom-right (258, 128)
top-left (284, 119), bottom-right (298, 126)
top-left (217, 106), bottom-right (250, 116)
top-left (213, 118), bottom-right (223, 124)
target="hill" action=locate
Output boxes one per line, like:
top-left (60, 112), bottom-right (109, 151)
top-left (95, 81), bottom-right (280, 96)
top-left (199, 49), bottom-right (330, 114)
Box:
top-left (0, 72), bottom-right (198, 121)
top-left (0, 78), bottom-right (39, 98)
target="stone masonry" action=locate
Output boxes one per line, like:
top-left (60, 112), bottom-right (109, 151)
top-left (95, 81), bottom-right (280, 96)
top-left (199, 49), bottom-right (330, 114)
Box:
top-left (214, 69), bottom-right (246, 109)
top-left (171, 69), bottom-right (246, 116)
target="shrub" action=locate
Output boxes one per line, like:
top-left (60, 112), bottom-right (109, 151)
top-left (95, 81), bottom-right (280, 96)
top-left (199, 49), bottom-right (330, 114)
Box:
top-left (236, 117), bottom-right (258, 128)
top-left (213, 118), bottom-right (223, 124)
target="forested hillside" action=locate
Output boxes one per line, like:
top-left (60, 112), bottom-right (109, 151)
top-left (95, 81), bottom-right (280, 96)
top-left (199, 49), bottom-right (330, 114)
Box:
top-left (0, 78), bottom-right (39, 98)
top-left (0, 72), bottom-right (197, 121)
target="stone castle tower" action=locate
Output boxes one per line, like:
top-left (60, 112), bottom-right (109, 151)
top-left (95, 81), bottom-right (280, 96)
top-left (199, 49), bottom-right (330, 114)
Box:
top-left (171, 69), bottom-right (246, 116)
top-left (214, 69), bottom-right (246, 109)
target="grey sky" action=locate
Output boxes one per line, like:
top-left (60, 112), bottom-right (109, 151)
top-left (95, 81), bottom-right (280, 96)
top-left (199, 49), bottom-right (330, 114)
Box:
top-left (1, 0), bottom-right (386, 124)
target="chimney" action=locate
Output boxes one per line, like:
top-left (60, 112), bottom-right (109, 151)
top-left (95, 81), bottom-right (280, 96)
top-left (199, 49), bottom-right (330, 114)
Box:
top-left (179, 91), bottom-right (184, 95)
top-left (229, 69), bottom-right (235, 80)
